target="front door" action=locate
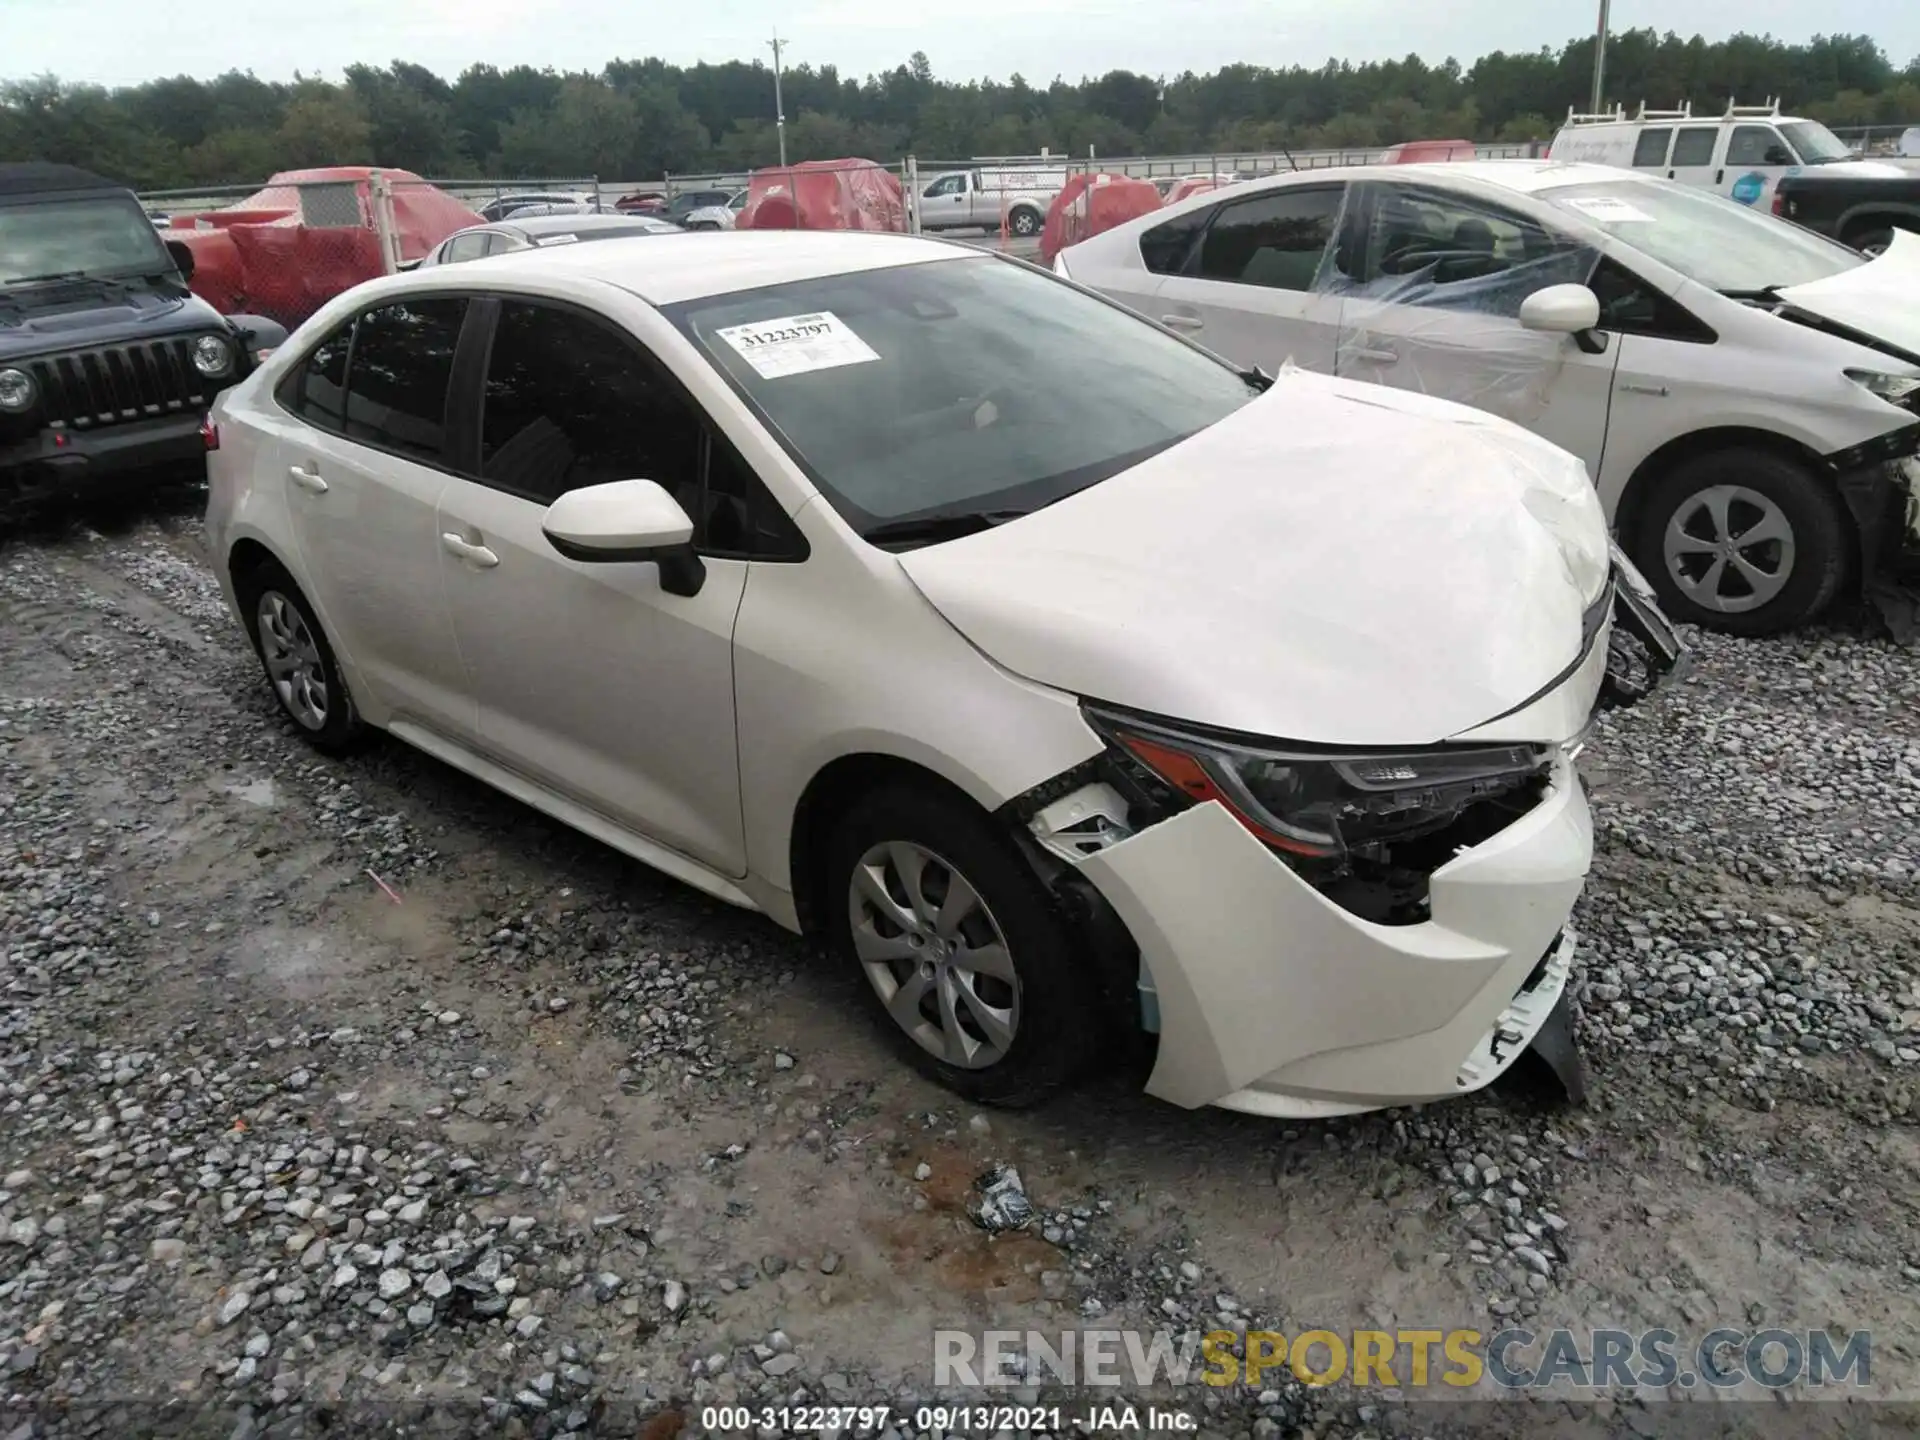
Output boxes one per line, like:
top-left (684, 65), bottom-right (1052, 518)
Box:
top-left (920, 173), bottom-right (969, 229)
top-left (271, 297), bottom-right (476, 739)
top-left (1719, 124), bottom-right (1799, 207)
top-left (1151, 183), bottom-right (1352, 373)
top-left (1334, 181), bottom-right (1619, 475)
top-left (433, 297), bottom-right (750, 876)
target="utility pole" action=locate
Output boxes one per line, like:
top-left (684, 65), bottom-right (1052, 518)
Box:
top-left (769, 30), bottom-right (789, 167)
top-left (1590, 0), bottom-right (1612, 113)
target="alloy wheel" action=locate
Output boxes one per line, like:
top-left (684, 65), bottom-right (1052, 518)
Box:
top-left (1661, 484), bottom-right (1795, 615)
top-left (847, 840), bottom-right (1020, 1069)
top-left (255, 590), bottom-right (329, 730)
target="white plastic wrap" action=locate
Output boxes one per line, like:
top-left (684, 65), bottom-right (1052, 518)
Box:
top-left (1312, 183), bottom-right (1602, 425)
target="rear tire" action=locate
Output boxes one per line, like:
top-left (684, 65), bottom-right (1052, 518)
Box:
top-left (1009, 207), bottom-right (1042, 237)
top-left (235, 557), bottom-right (365, 753)
top-left (1631, 447), bottom-right (1846, 637)
top-left (825, 783), bottom-right (1100, 1108)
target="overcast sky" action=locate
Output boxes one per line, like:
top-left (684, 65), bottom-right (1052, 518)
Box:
top-left (7, 1), bottom-right (1917, 89)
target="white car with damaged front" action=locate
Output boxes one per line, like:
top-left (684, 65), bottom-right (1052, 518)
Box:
top-left (202, 230), bottom-right (1678, 1119)
top-left (1056, 161), bottom-right (1920, 638)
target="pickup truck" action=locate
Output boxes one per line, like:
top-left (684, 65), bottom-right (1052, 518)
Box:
top-left (916, 168), bottom-right (1063, 236)
top-left (1772, 161), bottom-right (1920, 256)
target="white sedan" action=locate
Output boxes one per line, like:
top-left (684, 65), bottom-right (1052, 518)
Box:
top-left (203, 230), bottom-right (1678, 1118)
top-left (1056, 161), bottom-right (1920, 637)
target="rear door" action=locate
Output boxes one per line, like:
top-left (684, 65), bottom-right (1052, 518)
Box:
top-left (1151, 183), bottom-right (1352, 372)
top-left (272, 296), bottom-right (476, 739)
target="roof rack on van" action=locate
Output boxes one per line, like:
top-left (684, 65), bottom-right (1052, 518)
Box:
top-left (1721, 97), bottom-right (1783, 118)
top-left (1563, 97), bottom-right (1786, 127)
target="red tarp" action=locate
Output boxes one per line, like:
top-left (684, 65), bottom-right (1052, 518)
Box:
top-left (169, 167), bottom-right (481, 329)
top-left (1040, 173), bottom-right (1162, 263)
top-left (1380, 139), bottom-right (1477, 164)
top-left (1164, 175), bottom-right (1230, 205)
top-left (735, 159), bottom-right (906, 232)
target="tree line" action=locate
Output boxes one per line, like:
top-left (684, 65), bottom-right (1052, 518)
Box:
top-left (2, 28), bottom-right (1916, 192)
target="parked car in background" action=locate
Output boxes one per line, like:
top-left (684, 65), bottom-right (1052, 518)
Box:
top-left (679, 191), bottom-right (748, 231)
top-left (500, 201), bottom-right (607, 219)
top-left (615, 191), bottom-right (668, 213)
top-left (1, 163), bottom-right (283, 508)
top-left (477, 191), bottom-right (594, 223)
top-left (664, 189), bottom-right (737, 224)
top-left (917, 167), bottom-right (1062, 236)
top-left (203, 230), bottom-right (1677, 1119)
top-left (415, 213), bottom-right (682, 267)
top-left (1056, 160), bottom-right (1920, 636)
top-left (1549, 100), bottom-right (1862, 210)
top-left (1774, 167), bottom-right (1920, 256)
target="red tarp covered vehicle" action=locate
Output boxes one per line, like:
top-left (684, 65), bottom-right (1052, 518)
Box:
top-left (1040, 172), bottom-right (1162, 263)
top-left (735, 159), bottom-right (906, 232)
top-left (1163, 173), bottom-right (1235, 205)
top-left (1380, 139), bottom-right (1477, 163)
top-left (168, 167), bottom-right (481, 330)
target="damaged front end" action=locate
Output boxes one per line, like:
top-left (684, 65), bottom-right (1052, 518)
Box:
top-left (1001, 559), bottom-right (1683, 1117)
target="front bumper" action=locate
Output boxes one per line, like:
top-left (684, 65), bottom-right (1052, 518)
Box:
top-left (0, 413), bottom-right (207, 502)
top-left (1075, 754), bottom-right (1594, 1117)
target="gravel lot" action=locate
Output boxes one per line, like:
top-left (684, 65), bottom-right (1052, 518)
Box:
top-left (1, 490), bottom-right (1917, 1439)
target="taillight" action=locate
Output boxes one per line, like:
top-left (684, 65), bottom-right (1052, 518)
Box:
top-left (200, 417), bottom-right (220, 451)
top-left (1771, 191), bottom-right (1786, 216)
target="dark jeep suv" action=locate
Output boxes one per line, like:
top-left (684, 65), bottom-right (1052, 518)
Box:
top-left (1, 163), bottom-right (284, 508)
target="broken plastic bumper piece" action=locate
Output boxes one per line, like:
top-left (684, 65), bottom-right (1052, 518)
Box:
top-left (1601, 543), bottom-right (1687, 707)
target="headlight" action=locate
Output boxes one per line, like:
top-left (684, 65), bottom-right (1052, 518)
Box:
top-left (1086, 705), bottom-right (1549, 861)
top-left (1845, 368), bottom-right (1920, 407)
top-left (0, 367), bottom-right (33, 413)
top-left (191, 335), bottom-right (234, 377)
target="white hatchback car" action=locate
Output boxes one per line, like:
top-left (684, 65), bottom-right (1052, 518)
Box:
top-left (204, 232), bottom-right (1678, 1119)
top-left (1057, 161), bottom-right (1920, 636)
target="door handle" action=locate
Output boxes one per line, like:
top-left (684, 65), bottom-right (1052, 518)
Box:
top-left (1352, 346), bottom-right (1399, 364)
top-left (1160, 314), bottom-right (1204, 331)
top-left (288, 464), bottom-right (328, 494)
top-left (1714, 169), bottom-right (1724, 184)
top-left (441, 532), bottom-right (500, 568)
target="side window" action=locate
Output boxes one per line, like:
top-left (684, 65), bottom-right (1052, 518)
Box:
top-left (1670, 128), bottom-right (1718, 166)
top-left (444, 232), bottom-right (491, 263)
top-left (1631, 128), bottom-right (1673, 167)
top-left (1356, 185), bottom-right (1594, 316)
top-left (1728, 126), bottom-right (1793, 166)
top-left (341, 298), bottom-right (467, 463)
top-left (1193, 188), bottom-right (1345, 291)
top-left (1588, 258), bottom-right (1717, 343)
top-left (278, 318), bottom-right (353, 431)
top-left (925, 175), bottom-right (965, 197)
top-left (1139, 206), bottom-right (1210, 275)
top-left (479, 301), bottom-right (796, 556)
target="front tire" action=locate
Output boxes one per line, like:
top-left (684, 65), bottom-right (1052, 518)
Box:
top-left (1631, 447), bottom-right (1846, 636)
top-left (825, 784), bottom-right (1099, 1108)
top-left (236, 558), bottom-right (364, 753)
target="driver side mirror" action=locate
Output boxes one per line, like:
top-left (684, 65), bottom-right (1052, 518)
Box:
top-left (542, 479), bottom-right (706, 597)
top-left (165, 238), bottom-right (195, 281)
top-left (1519, 283), bottom-right (1609, 355)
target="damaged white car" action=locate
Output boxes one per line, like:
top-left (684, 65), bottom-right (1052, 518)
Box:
top-left (204, 232), bottom-right (1680, 1118)
top-left (1057, 162), bottom-right (1920, 639)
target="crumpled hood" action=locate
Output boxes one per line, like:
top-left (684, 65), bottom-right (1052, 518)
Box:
top-left (0, 284), bottom-right (211, 358)
top-left (898, 368), bottom-right (1609, 747)
top-left (1777, 229), bottom-right (1920, 361)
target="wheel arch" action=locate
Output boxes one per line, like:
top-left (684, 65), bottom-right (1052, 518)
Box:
top-left (1613, 425), bottom-right (1853, 555)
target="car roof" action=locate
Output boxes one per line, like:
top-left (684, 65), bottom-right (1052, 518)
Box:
top-left (0, 162), bottom-right (122, 197)
top-left (416, 229), bottom-right (968, 305)
top-left (1221, 159), bottom-right (1641, 197)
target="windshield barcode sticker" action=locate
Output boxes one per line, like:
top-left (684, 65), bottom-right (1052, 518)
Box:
top-left (1560, 196), bottom-right (1653, 223)
top-left (716, 312), bottom-right (879, 378)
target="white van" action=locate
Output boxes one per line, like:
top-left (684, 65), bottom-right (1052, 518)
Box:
top-left (1548, 100), bottom-right (1888, 211)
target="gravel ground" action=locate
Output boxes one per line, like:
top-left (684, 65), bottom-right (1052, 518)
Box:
top-left (1, 492), bottom-right (1917, 1440)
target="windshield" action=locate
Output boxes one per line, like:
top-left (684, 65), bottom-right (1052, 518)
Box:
top-left (665, 254), bottom-right (1256, 534)
top-left (0, 195), bottom-right (172, 285)
top-left (1539, 178), bottom-right (1863, 294)
top-left (1779, 120), bottom-right (1853, 164)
